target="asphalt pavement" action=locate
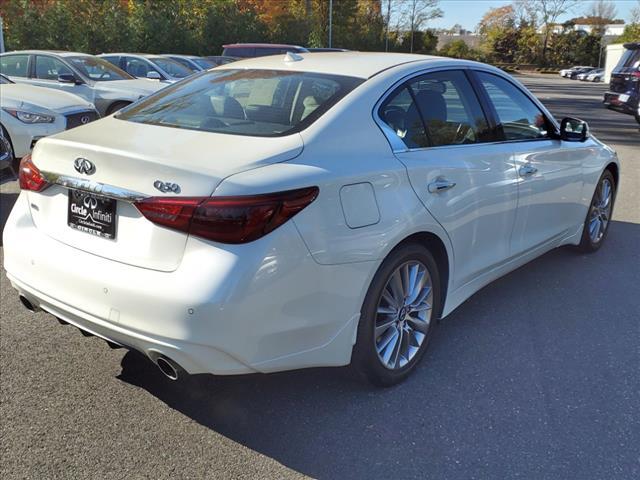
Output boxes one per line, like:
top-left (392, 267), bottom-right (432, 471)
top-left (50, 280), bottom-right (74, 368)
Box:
top-left (1, 73), bottom-right (638, 480)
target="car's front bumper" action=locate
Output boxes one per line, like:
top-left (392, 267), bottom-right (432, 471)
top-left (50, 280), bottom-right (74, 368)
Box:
top-left (3, 192), bottom-right (371, 375)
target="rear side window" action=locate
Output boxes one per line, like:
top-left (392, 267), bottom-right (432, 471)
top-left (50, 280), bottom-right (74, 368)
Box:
top-left (34, 56), bottom-right (73, 80)
top-left (379, 70), bottom-right (490, 148)
top-left (124, 57), bottom-right (156, 78)
top-left (476, 72), bottom-right (550, 141)
top-left (117, 69), bottom-right (363, 137)
top-left (0, 54), bottom-right (30, 77)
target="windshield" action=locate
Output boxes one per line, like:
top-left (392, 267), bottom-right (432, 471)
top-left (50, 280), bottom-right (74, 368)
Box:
top-left (68, 56), bottom-right (132, 81)
top-left (117, 69), bottom-right (363, 137)
top-left (149, 57), bottom-right (192, 78)
top-left (193, 58), bottom-right (216, 70)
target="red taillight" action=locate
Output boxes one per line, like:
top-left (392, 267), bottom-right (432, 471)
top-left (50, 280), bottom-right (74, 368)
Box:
top-left (18, 154), bottom-right (49, 192)
top-left (134, 186), bottom-right (319, 244)
top-left (631, 71), bottom-right (640, 78)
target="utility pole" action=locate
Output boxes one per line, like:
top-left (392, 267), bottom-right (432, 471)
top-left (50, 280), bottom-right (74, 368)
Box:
top-left (0, 17), bottom-right (5, 54)
top-left (328, 0), bottom-right (333, 48)
top-left (385, 0), bottom-right (391, 52)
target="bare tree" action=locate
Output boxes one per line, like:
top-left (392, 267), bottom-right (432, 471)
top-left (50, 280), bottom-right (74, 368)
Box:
top-left (399, 0), bottom-right (443, 53)
top-left (515, 0), bottom-right (580, 64)
top-left (631, 0), bottom-right (640, 24)
top-left (586, 0), bottom-right (618, 33)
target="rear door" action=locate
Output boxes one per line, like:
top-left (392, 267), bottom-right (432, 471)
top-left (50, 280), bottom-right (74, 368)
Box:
top-left (380, 69), bottom-right (518, 289)
top-left (473, 70), bottom-right (586, 256)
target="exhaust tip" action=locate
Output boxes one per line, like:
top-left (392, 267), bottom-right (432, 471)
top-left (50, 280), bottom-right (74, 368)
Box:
top-left (19, 295), bottom-right (37, 312)
top-left (156, 356), bottom-right (180, 381)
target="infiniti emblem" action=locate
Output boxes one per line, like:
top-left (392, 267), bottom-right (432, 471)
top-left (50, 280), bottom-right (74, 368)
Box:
top-left (74, 157), bottom-right (95, 175)
top-left (80, 115), bottom-right (91, 124)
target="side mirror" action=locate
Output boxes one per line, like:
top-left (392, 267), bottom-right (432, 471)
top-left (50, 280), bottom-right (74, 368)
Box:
top-left (146, 71), bottom-right (162, 80)
top-left (58, 73), bottom-right (80, 84)
top-left (560, 117), bottom-right (589, 142)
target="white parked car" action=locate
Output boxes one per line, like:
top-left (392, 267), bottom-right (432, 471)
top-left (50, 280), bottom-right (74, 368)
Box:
top-left (0, 73), bottom-right (98, 170)
top-left (586, 69), bottom-right (605, 82)
top-left (0, 51), bottom-right (164, 116)
top-left (3, 53), bottom-right (620, 386)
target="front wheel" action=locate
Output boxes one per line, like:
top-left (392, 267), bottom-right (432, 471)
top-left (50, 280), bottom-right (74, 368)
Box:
top-left (352, 243), bottom-right (441, 387)
top-left (577, 170), bottom-right (616, 252)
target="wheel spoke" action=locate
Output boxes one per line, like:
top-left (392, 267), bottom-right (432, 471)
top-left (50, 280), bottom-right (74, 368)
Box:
top-left (377, 305), bottom-right (397, 316)
top-left (375, 318), bottom-right (396, 337)
top-left (406, 313), bottom-right (430, 333)
top-left (391, 326), bottom-right (404, 368)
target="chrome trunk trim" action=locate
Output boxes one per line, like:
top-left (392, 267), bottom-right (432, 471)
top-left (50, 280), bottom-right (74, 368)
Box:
top-left (41, 171), bottom-right (149, 202)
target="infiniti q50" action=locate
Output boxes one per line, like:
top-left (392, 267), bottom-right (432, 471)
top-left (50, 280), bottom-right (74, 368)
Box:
top-left (3, 53), bottom-right (619, 386)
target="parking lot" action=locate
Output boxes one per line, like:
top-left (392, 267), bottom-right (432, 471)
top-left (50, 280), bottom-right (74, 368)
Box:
top-left (1, 74), bottom-right (638, 479)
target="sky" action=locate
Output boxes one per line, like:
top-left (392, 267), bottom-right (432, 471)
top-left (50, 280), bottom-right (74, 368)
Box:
top-left (424, 0), bottom-right (637, 31)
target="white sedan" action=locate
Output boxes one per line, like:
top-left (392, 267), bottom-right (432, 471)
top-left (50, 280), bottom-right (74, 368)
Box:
top-left (3, 53), bottom-right (619, 386)
top-left (0, 74), bottom-right (98, 170)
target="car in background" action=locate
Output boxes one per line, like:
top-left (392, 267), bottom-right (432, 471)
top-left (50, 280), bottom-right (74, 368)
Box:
top-left (577, 68), bottom-right (601, 81)
top-left (559, 66), bottom-right (592, 78)
top-left (204, 56), bottom-right (239, 67)
top-left (161, 54), bottom-right (218, 73)
top-left (569, 66), bottom-right (595, 79)
top-left (604, 42), bottom-right (640, 125)
top-left (585, 68), bottom-right (605, 82)
top-left (0, 73), bottom-right (97, 170)
top-left (99, 53), bottom-right (193, 83)
top-left (0, 51), bottom-right (163, 116)
top-left (307, 48), bottom-right (350, 52)
top-left (222, 43), bottom-right (309, 58)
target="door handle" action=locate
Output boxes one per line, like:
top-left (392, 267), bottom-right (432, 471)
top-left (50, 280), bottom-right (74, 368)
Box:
top-left (519, 164), bottom-right (538, 177)
top-left (428, 179), bottom-right (456, 194)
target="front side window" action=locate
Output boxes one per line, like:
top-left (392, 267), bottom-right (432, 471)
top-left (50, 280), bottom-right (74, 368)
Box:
top-left (68, 56), bottom-right (131, 81)
top-left (34, 56), bottom-right (73, 80)
top-left (0, 54), bottom-right (29, 78)
top-left (379, 70), bottom-right (490, 148)
top-left (124, 57), bottom-right (157, 78)
top-left (476, 71), bottom-right (550, 141)
top-left (117, 69), bottom-right (363, 137)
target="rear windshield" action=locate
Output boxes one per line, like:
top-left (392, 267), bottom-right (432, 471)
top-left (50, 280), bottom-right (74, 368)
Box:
top-left (149, 57), bottom-right (192, 78)
top-left (616, 48), bottom-right (640, 70)
top-left (116, 69), bottom-right (363, 137)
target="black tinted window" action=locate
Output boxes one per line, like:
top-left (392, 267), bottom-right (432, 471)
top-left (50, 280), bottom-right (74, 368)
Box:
top-left (117, 69), bottom-right (363, 137)
top-left (380, 70), bottom-right (490, 148)
top-left (0, 54), bottom-right (29, 77)
top-left (617, 48), bottom-right (640, 70)
top-left (34, 56), bottom-right (73, 80)
top-left (477, 72), bottom-right (549, 141)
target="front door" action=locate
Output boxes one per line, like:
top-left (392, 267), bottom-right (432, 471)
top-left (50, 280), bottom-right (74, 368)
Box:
top-left (30, 55), bottom-right (93, 103)
top-left (474, 71), bottom-right (585, 255)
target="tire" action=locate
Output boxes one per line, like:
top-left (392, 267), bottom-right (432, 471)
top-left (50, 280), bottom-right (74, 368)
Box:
top-left (577, 169), bottom-right (616, 253)
top-left (0, 124), bottom-right (17, 175)
top-left (352, 243), bottom-right (442, 387)
top-left (106, 101), bottom-right (130, 116)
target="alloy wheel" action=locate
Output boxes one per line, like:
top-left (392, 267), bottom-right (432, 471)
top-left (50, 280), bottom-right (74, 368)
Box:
top-left (374, 261), bottom-right (433, 370)
top-left (588, 177), bottom-right (613, 244)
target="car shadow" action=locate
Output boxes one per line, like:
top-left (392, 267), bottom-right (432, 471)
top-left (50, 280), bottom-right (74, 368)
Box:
top-left (0, 191), bottom-right (19, 246)
top-left (117, 220), bottom-right (640, 479)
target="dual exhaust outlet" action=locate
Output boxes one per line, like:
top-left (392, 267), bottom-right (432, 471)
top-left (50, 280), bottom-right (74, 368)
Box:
top-left (19, 295), bottom-right (184, 381)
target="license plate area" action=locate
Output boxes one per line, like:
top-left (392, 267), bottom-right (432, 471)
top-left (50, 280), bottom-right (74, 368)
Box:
top-left (67, 190), bottom-right (117, 240)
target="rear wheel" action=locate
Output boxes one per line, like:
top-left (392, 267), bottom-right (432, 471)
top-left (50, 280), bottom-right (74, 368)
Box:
top-left (577, 170), bottom-right (616, 252)
top-left (352, 243), bottom-right (441, 387)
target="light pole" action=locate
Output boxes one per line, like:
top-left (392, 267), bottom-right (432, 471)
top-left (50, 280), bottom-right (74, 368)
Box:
top-left (328, 0), bottom-right (333, 48)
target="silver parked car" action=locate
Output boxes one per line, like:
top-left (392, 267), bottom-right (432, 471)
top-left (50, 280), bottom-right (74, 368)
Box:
top-left (99, 53), bottom-right (193, 83)
top-left (161, 54), bottom-right (219, 72)
top-left (0, 51), bottom-right (164, 116)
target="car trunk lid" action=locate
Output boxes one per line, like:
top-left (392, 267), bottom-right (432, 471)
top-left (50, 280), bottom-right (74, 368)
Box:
top-left (27, 117), bottom-right (304, 272)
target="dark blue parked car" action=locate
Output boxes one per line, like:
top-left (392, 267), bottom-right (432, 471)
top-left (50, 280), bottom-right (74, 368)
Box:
top-left (604, 43), bottom-right (640, 125)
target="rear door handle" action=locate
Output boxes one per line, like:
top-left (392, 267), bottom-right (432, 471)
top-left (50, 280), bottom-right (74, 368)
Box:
top-left (428, 179), bottom-right (456, 194)
top-left (519, 164), bottom-right (538, 177)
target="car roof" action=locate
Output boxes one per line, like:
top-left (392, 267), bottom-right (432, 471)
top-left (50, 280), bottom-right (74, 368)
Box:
top-left (223, 43), bottom-right (306, 49)
top-left (163, 54), bottom-right (199, 59)
top-left (215, 51), bottom-right (443, 79)
top-left (1, 50), bottom-right (87, 57)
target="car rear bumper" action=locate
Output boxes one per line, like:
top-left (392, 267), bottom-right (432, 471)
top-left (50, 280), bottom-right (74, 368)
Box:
top-left (603, 92), bottom-right (639, 116)
top-left (3, 192), bottom-right (371, 375)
